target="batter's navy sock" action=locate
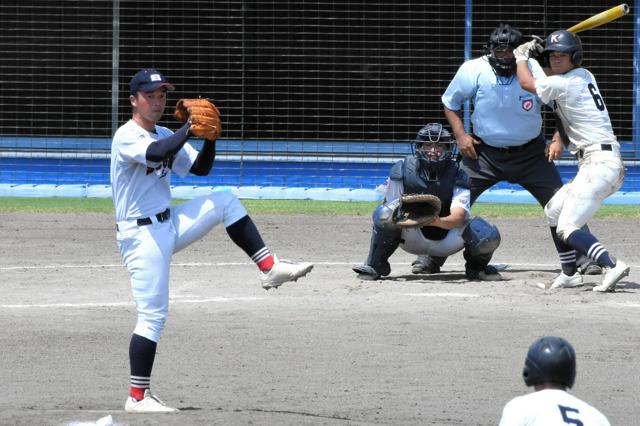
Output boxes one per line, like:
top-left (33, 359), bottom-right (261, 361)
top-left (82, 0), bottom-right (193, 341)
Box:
top-left (129, 334), bottom-right (157, 400)
top-left (550, 227), bottom-right (577, 275)
top-left (567, 230), bottom-right (615, 268)
top-left (226, 216), bottom-right (274, 271)
top-left (557, 249), bottom-right (577, 276)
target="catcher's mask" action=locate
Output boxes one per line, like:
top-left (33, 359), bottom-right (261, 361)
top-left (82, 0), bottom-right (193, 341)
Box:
top-left (486, 24), bottom-right (522, 77)
top-left (522, 336), bottom-right (576, 389)
top-left (413, 123), bottom-right (455, 181)
top-left (543, 30), bottom-right (583, 67)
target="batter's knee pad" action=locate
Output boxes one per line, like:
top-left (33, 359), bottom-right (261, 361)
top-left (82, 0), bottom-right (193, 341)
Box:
top-left (364, 224), bottom-right (402, 276)
top-left (544, 200), bottom-right (560, 227)
top-left (462, 216), bottom-right (501, 257)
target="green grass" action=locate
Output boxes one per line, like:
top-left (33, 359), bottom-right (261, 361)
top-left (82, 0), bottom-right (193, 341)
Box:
top-left (0, 197), bottom-right (639, 218)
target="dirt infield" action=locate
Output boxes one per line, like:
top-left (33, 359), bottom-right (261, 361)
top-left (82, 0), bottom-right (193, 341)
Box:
top-left (1, 211), bottom-right (639, 425)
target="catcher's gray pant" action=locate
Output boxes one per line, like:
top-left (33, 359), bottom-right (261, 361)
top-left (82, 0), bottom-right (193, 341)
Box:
top-left (116, 191), bottom-right (247, 342)
top-left (545, 148), bottom-right (624, 241)
top-left (400, 226), bottom-right (465, 257)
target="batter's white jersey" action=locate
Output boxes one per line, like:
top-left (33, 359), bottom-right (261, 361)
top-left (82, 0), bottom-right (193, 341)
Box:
top-left (534, 68), bottom-right (619, 155)
top-left (110, 119), bottom-right (199, 221)
top-left (499, 389), bottom-right (610, 426)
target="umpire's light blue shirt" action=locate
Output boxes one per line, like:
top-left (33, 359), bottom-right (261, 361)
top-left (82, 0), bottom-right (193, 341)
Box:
top-left (442, 56), bottom-right (546, 147)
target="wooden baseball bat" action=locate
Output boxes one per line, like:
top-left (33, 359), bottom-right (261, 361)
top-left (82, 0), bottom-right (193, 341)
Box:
top-left (566, 4), bottom-right (630, 33)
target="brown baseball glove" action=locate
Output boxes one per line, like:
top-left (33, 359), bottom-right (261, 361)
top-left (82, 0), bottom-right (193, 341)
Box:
top-left (393, 193), bottom-right (441, 228)
top-left (174, 98), bottom-right (222, 141)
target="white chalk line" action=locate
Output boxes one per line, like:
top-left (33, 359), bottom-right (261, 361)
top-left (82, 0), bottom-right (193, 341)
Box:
top-left (0, 296), bottom-right (265, 309)
top-left (1, 261), bottom-right (638, 310)
top-left (402, 292), bottom-right (480, 298)
top-left (0, 260), bottom-right (587, 271)
top-left (4, 293), bottom-right (640, 310)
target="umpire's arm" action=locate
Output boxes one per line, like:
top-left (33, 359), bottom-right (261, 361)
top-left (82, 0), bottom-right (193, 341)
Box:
top-left (443, 107), bottom-right (479, 160)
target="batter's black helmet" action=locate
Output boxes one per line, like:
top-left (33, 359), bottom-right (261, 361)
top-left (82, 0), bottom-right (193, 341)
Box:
top-left (486, 24), bottom-right (522, 77)
top-left (522, 336), bottom-right (576, 389)
top-left (543, 30), bottom-right (583, 66)
top-left (413, 123), bottom-right (455, 180)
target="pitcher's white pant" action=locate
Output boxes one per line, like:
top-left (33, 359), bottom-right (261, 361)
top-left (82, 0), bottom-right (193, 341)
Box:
top-left (400, 226), bottom-right (465, 257)
top-left (116, 191), bottom-right (247, 342)
top-left (545, 149), bottom-right (625, 241)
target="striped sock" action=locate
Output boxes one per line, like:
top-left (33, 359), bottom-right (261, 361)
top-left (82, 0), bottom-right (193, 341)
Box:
top-left (130, 375), bottom-right (150, 401)
top-left (558, 249), bottom-right (577, 276)
top-left (129, 333), bottom-right (156, 401)
top-left (567, 230), bottom-right (615, 268)
top-left (252, 247), bottom-right (275, 271)
top-left (587, 242), bottom-right (614, 268)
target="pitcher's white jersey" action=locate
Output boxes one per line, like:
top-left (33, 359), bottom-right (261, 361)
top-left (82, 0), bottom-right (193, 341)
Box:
top-left (110, 119), bottom-right (198, 221)
top-left (500, 389), bottom-right (609, 426)
top-left (534, 68), bottom-right (619, 155)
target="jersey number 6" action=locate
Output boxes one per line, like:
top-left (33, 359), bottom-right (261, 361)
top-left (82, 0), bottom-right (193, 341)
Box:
top-left (588, 83), bottom-right (606, 111)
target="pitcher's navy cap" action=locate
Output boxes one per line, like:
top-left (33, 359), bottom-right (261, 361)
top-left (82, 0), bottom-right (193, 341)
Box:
top-left (130, 69), bottom-right (175, 95)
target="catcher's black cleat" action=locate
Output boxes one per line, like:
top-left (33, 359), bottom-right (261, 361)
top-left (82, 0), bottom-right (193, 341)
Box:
top-left (465, 265), bottom-right (503, 281)
top-left (411, 257), bottom-right (441, 274)
top-left (353, 264), bottom-right (381, 280)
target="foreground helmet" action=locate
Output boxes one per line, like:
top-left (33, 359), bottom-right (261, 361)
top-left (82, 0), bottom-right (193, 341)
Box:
top-left (543, 30), bottom-right (583, 66)
top-left (486, 24), bottom-right (522, 77)
top-left (523, 336), bottom-right (576, 389)
top-left (413, 123), bottom-right (455, 180)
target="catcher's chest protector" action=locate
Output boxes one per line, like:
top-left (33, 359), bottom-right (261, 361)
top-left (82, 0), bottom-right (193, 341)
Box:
top-left (402, 157), bottom-right (459, 241)
top-left (402, 156), bottom-right (456, 215)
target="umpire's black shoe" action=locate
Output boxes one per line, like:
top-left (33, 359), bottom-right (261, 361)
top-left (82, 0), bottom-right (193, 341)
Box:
top-left (465, 265), bottom-right (503, 281)
top-left (579, 261), bottom-right (603, 275)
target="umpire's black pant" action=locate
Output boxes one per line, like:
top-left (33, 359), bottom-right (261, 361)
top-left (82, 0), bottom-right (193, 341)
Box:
top-left (461, 133), bottom-right (562, 207)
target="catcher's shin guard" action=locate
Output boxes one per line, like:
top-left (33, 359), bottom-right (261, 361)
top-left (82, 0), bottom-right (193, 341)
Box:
top-left (362, 225), bottom-right (402, 277)
top-left (462, 217), bottom-right (501, 257)
top-left (462, 217), bottom-right (500, 279)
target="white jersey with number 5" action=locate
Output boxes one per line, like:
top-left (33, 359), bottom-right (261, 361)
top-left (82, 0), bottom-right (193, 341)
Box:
top-left (534, 68), bottom-right (619, 155)
top-left (499, 389), bottom-right (609, 426)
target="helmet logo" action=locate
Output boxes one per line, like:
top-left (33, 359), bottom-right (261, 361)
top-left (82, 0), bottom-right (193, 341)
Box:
top-left (522, 99), bottom-right (533, 111)
top-left (550, 33), bottom-right (560, 43)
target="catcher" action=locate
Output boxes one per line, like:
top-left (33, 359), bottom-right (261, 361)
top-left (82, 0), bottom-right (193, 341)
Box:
top-left (353, 123), bottom-right (502, 281)
top-left (111, 69), bottom-right (313, 413)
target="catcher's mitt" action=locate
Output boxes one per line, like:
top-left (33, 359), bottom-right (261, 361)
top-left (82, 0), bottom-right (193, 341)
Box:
top-left (174, 98), bottom-right (222, 141)
top-left (393, 193), bottom-right (441, 228)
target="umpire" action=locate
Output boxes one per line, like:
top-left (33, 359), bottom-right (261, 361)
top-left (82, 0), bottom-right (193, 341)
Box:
top-left (414, 23), bottom-right (599, 278)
